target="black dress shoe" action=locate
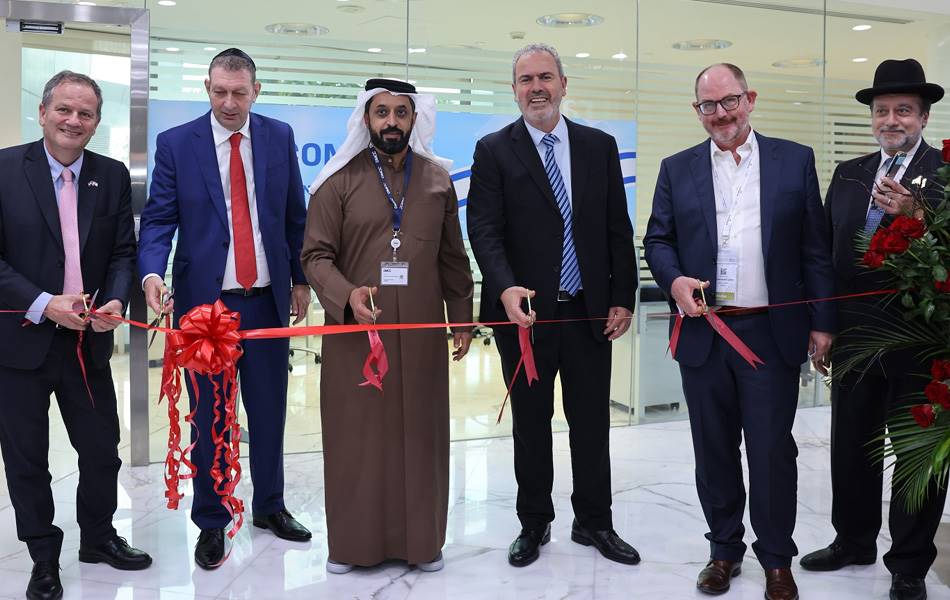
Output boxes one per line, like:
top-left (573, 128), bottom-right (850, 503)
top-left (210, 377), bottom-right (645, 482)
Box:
top-left (194, 528), bottom-right (225, 570)
top-left (799, 541), bottom-right (876, 571)
top-left (252, 509), bottom-right (312, 542)
top-left (570, 519), bottom-right (641, 565)
top-left (79, 535), bottom-right (152, 570)
top-left (508, 523), bottom-right (551, 567)
top-left (26, 560), bottom-right (62, 600)
top-left (890, 574), bottom-right (927, 600)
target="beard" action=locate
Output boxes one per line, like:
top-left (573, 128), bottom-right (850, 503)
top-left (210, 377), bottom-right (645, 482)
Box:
top-left (875, 128), bottom-right (919, 154)
top-left (370, 126), bottom-right (411, 155)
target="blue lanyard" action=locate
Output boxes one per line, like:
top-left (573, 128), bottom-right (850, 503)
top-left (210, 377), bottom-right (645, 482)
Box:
top-left (369, 145), bottom-right (413, 232)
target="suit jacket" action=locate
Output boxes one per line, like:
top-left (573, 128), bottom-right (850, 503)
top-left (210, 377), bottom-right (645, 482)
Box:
top-left (138, 111), bottom-right (307, 323)
top-left (466, 117), bottom-right (637, 338)
top-left (825, 139), bottom-right (944, 353)
top-left (643, 132), bottom-right (835, 368)
top-left (0, 141), bottom-right (136, 369)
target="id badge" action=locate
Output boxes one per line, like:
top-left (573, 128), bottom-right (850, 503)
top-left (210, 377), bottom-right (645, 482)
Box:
top-left (715, 249), bottom-right (739, 303)
top-left (380, 261), bottom-right (409, 286)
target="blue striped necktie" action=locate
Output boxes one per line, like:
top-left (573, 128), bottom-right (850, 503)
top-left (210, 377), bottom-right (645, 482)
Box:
top-left (541, 133), bottom-right (581, 295)
top-left (864, 156), bottom-right (893, 234)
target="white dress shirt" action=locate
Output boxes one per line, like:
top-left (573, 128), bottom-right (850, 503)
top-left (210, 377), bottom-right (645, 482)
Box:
top-left (711, 129), bottom-right (768, 308)
top-left (209, 113), bottom-right (271, 289)
top-left (524, 116), bottom-right (573, 207)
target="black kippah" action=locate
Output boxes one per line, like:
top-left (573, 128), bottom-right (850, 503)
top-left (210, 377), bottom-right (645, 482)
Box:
top-left (364, 78), bottom-right (416, 94)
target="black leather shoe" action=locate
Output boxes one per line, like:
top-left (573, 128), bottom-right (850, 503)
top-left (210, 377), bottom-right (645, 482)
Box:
top-left (252, 509), bottom-right (312, 542)
top-left (79, 535), bottom-right (152, 570)
top-left (508, 523), bottom-right (551, 567)
top-left (26, 560), bottom-right (62, 600)
top-left (799, 542), bottom-right (876, 571)
top-left (890, 574), bottom-right (927, 600)
top-left (194, 528), bottom-right (225, 570)
top-left (570, 519), bottom-right (641, 565)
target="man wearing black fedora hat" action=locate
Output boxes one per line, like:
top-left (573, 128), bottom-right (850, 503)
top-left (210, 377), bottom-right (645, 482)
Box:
top-left (801, 58), bottom-right (946, 600)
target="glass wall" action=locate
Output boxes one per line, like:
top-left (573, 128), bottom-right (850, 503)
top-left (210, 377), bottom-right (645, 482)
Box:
top-left (7, 0), bottom-right (950, 462)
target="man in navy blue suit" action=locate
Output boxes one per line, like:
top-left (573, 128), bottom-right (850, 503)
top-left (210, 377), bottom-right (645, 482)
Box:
top-left (138, 48), bottom-right (311, 569)
top-left (644, 63), bottom-right (835, 600)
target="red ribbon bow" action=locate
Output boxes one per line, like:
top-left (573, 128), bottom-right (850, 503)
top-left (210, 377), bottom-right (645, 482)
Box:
top-left (160, 300), bottom-right (245, 543)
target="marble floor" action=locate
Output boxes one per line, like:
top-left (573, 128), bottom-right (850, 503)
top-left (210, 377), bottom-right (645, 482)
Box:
top-left (0, 406), bottom-right (946, 599)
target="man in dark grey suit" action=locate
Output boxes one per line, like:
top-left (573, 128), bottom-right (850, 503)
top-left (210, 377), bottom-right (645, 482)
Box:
top-left (467, 43), bottom-right (639, 569)
top-left (0, 71), bottom-right (150, 600)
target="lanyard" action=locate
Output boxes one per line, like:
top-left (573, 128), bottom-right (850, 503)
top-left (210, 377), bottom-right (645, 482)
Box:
top-left (369, 145), bottom-right (413, 233)
top-left (712, 145), bottom-right (755, 248)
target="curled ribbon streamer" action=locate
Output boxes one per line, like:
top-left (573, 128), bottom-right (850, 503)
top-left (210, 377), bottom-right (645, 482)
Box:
top-left (75, 330), bottom-right (95, 406)
top-left (496, 327), bottom-right (538, 424)
top-left (160, 300), bottom-right (245, 543)
top-left (359, 330), bottom-right (389, 391)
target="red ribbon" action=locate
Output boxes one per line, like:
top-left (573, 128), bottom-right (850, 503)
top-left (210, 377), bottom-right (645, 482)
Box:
top-left (160, 300), bottom-right (245, 541)
top-left (669, 311), bottom-right (764, 368)
top-left (496, 326), bottom-right (539, 424)
top-left (359, 330), bottom-right (389, 391)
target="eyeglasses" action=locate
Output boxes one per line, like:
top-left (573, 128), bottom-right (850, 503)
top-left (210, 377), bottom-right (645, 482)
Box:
top-left (693, 92), bottom-right (746, 116)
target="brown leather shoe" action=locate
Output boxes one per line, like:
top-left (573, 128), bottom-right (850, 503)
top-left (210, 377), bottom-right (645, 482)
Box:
top-left (696, 560), bottom-right (742, 595)
top-left (764, 568), bottom-right (799, 600)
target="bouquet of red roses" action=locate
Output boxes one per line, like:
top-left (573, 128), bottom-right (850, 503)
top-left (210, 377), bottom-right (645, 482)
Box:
top-left (846, 139), bottom-right (950, 511)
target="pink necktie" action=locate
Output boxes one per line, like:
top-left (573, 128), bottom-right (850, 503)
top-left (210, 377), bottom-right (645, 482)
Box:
top-left (59, 167), bottom-right (83, 295)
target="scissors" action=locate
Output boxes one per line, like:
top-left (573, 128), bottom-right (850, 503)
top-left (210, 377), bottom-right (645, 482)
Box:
top-left (80, 289), bottom-right (99, 324)
top-left (148, 287), bottom-right (175, 348)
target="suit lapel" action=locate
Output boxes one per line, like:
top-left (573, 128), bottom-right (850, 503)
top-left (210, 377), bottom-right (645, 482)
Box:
top-left (77, 150), bottom-right (99, 254)
top-left (192, 112), bottom-right (229, 230)
top-left (757, 134), bottom-right (778, 262)
top-left (688, 142), bottom-right (717, 251)
top-left (23, 141), bottom-right (64, 251)
top-left (510, 119), bottom-right (559, 214)
top-left (250, 113), bottom-right (268, 226)
top-left (566, 119), bottom-right (588, 218)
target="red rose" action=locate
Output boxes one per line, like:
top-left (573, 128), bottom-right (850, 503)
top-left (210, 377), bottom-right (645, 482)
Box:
top-left (924, 380), bottom-right (950, 409)
top-left (869, 229), bottom-right (888, 253)
top-left (937, 274), bottom-right (950, 293)
top-left (911, 403), bottom-right (937, 428)
top-left (931, 359), bottom-right (950, 382)
top-left (943, 138), bottom-right (950, 163)
top-left (880, 230), bottom-right (910, 254)
top-left (862, 250), bottom-right (885, 268)
top-left (891, 215), bottom-right (926, 239)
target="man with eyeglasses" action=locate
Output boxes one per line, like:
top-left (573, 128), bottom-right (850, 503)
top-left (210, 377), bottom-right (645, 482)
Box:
top-left (138, 48), bottom-right (312, 569)
top-left (644, 63), bottom-right (835, 600)
top-left (800, 58), bottom-right (946, 600)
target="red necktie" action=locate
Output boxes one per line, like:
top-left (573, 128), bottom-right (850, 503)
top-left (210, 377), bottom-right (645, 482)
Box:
top-left (229, 133), bottom-right (257, 290)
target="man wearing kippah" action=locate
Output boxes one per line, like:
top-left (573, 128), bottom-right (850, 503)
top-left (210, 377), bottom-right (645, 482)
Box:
top-left (800, 58), bottom-right (946, 600)
top-left (301, 78), bottom-right (473, 574)
top-left (138, 48), bottom-right (312, 569)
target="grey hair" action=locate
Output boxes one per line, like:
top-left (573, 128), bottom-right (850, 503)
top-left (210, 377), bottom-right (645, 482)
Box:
top-left (512, 43), bottom-right (564, 83)
top-left (209, 49), bottom-right (257, 83)
top-left (41, 70), bottom-right (103, 120)
top-left (694, 63), bottom-right (748, 99)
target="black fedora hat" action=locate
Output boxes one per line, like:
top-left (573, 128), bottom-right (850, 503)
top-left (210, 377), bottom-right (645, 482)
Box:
top-left (855, 58), bottom-right (944, 105)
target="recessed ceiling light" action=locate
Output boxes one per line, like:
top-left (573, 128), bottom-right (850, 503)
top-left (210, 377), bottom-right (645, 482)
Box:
top-left (367, 47), bottom-right (382, 53)
top-left (408, 47), bottom-right (426, 53)
top-left (337, 4), bottom-right (364, 13)
top-left (852, 57), bottom-right (868, 63)
top-left (575, 52), bottom-right (590, 58)
top-left (537, 13), bottom-right (604, 27)
top-left (612, 52), bottom-right (628, 60)
top-left (77, 1), bottom-right (96, 6)
top-left (157, 0), bottom-right (176, 6)
top-left (672, 38), bottom-right (732, 51)
top-left (265, 22), bottom-right (329, 36)
top-left (165, 47), bottom-right (180, 52)
top-left (785, 89), bottom-right (808, 94)
top-left (772, 58), bottom-right (823, 68)
top-left (793, 101), bottom-right (803, 105)
top-left (852, 24), bottom-right (872, 31)
top-left (204, 47), bottom-right (217, 51)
